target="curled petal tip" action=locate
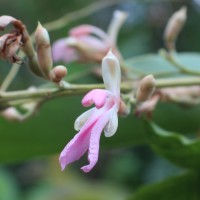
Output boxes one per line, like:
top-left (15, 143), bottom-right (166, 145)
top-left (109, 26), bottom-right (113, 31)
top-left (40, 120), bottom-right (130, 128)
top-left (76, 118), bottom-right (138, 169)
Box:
top-left (81, 166), bottom-right (90, 173)
top-left (59, 152), bottom-right (68, 171)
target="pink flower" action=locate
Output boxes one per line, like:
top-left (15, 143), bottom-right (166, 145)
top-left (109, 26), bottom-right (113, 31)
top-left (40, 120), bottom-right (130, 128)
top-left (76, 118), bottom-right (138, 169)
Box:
top-left (59, 50), bottom-right (121, 172)
top-left (52, 24), bottom-right (121, 64)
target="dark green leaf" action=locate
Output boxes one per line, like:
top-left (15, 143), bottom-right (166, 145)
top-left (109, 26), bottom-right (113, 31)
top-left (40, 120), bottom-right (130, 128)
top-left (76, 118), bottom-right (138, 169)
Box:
top-left (146, 121), bottom-right (200, 169)
top-left (127, 172), bottom-right (200, 200)
top-left (0, 96), bottom-right (148, 163)
top-left (125, 52), bottom-right (200, 76)
top-left (0, 168), bottom-right (20, 200)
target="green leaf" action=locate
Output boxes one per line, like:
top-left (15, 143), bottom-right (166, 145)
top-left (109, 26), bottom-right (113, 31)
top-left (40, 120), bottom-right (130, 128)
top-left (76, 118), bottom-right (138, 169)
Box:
top-left (1, 98), bottom-right (200, 163)
top-left (153, 103), bottom-right (200, 134)
top-left (126, 53), bottom-right (177, 75)
top-left (125, 52), bottom-right (200, 76)
top-left (0, 96), bottom-right (148, 163)
top-left (0, 168), bottom-right (20, 200)
top-left (127, 172), bottom-right (200, 200)
top-left (146, 121), bottom-right (200, 169)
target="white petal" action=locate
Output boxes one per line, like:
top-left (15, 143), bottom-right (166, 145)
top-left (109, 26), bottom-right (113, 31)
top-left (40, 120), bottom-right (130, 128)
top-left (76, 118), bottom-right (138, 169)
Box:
top-left (104, 106), bottom-right (118, 137)
top-left (102, 50), bottom-right (121, 96)
top-left (74, 108), bottom-right (94, 131)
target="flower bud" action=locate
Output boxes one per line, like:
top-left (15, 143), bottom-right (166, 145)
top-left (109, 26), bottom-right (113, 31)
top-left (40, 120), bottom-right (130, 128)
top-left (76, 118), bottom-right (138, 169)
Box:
top-left (136, 75), bottom-right (156, 102)
top-left (118, 99), bottom-right (131, 116)
top-left (35, 22), bottom-right (52, 78)
top-left (164, 6), bottom-right (187, 50)
top-left (50, 65), bottom-right (67, 83)
top-left (1, 107), bottom-right (23, 122)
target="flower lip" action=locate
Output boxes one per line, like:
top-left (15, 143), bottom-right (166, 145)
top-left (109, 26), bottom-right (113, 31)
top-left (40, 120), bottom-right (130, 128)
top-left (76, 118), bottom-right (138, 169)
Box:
top-left (81, 89), bottom-right (109, 109)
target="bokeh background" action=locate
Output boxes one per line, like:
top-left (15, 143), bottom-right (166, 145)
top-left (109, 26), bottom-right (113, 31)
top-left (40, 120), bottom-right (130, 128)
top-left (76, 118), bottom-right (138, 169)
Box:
top-left (0, 0), bottom-right (199, 199)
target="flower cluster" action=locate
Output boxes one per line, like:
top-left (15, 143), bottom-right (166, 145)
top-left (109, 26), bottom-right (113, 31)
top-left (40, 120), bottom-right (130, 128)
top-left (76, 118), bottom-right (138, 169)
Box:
top-left (52, 10), bottom-right (128, 64)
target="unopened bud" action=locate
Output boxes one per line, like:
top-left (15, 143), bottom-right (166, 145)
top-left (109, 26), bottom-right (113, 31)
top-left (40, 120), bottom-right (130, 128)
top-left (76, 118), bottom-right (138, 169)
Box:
top-left (136, 75), bottom-right (156, 102)
top-left (164, 6), bottom-right (187, 50)
top-left (35, 22), bottom-right (52, 78)
top-left (118, 100), bottom-right (130, 116)
top-left (50, 65), bottom-right (67, 83)
top-left (1, 107), bottom-right (23, 122)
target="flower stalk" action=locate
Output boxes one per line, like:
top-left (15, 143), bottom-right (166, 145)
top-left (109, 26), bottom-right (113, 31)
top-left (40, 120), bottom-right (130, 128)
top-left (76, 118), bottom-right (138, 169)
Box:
top-left (0, 76), bottom-right (200, 106)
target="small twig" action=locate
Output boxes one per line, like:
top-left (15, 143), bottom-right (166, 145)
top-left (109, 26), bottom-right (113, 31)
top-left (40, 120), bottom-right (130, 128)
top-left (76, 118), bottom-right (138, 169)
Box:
top-left (0, 51), bottom-right (24, 91)
top-left (45, 0), bottom-right (124, 32)
top-left (1, 77), bottom-right (200, 104)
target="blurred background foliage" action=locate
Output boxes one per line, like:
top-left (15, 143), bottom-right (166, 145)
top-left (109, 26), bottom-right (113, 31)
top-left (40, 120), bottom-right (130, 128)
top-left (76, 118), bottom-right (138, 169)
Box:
top-left (0, 0), bottom-right (200, 199)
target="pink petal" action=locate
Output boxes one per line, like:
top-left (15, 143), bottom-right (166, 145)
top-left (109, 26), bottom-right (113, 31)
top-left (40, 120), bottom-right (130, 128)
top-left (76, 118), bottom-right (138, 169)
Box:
top-left (135, 95), bottom-right (160, 116)
top-left (81, 111), bottom-right (109, 173)
top-left (59, 128), bottom-right (90, 171)
top-left (70, 25), bottom-right (108, 41)
top-left (59, 108), bottom-right (102, 171)
top-left (79, 35), bottom-right (108, 51)
top-left (52, 38), bottom-right (79, 63)
top-left (0, 15), bottom-right (16, 30)
top-left (82, 89), bottom-right (109, 109)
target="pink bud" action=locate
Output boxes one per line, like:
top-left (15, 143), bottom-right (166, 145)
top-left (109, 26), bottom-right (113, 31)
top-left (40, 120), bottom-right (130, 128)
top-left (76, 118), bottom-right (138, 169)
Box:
top-left (136, 75), bottom-right (156, 102)
top-left (1, 107), bottom-right (23, 122)
top-left (50, 65), bottom-right (67, 83)
top-left (164, 7), bottom-right (187, 50)
top-left (118, 99), bottom-right (130, 116)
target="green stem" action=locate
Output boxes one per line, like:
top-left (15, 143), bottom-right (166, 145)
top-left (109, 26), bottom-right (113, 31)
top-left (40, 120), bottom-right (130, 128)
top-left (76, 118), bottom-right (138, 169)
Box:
top-left (1, 77), bottom-right (200, 104)
top-left (160, 49), bottom-right (200, 76)
top-left (45, 0), bottom-right (124, 32)
top-left (156, 76), bottom-right (200, 88)
top-left (0, 51), bottom-right (24, 91)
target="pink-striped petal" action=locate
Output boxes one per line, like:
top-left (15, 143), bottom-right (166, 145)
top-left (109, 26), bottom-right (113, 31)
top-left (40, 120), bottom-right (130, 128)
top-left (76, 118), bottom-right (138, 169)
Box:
top-left (59, 108), bottom-right (102, 171)
top-left (0, 15), bottom-right (16, 30)
top-left (78, 35), bottom-right (108, 52)
top-left (52, 38), bottom-right (79, 63)
top-left (59, 128), bottom-right (91, 171)
top-left (82, 89), bottom-right (109, 109)
top-left (70, 24), bottom-right (109, 41)
top-left (81, 111), bottom-right (109, 173)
